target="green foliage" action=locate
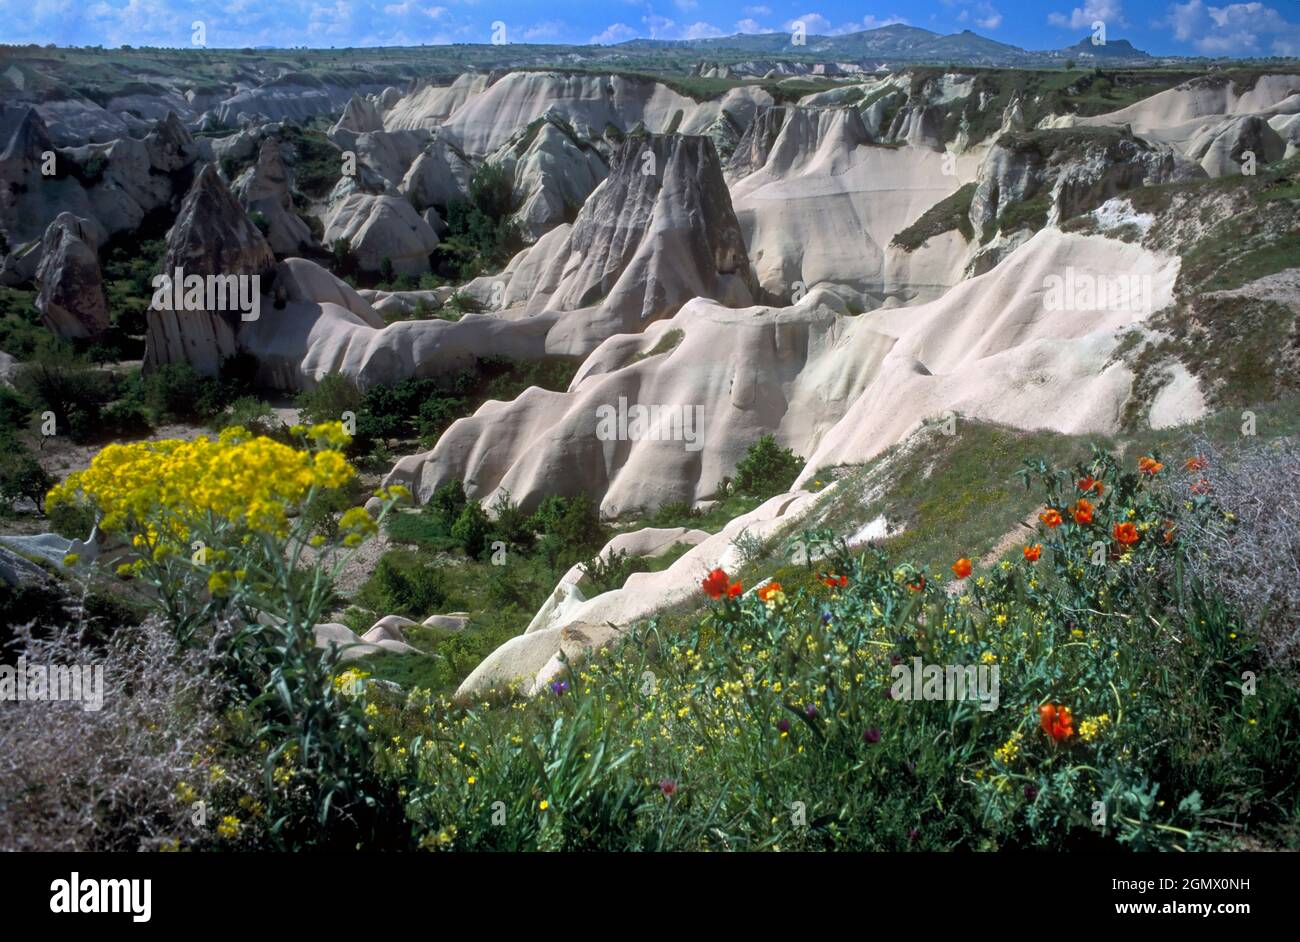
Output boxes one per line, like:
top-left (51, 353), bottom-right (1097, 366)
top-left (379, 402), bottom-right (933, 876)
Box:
top-left (355, 549), bottom-right (448, 620)
top-left (435, 163), bottom-right (524, 282)
top-left (892, 183), bottom-right (977, 250)
top-left (733, 434), bottom-right (803, 500)
top-left (530, 493), bottom-right (607, 571)
top-left (0, 439), bottom-right (54, 512)
top-left (450, 500), bottom-right (493, 560)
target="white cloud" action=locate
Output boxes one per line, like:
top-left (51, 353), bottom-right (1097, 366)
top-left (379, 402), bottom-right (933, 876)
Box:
top-left (1047, 0), bottom-right (1126, 30)
top-left (735, 17), bottom-right (769, 34)
top-left (674, 0), bottom-right (698, 11)
top-left (744, 4), bottom-right (771, 14)
top-left (521, 20), bottom-right (565, 42)
top-left (682, 21), bottom-right (724, 39)
top-left (590, 22), bottom-right (637, 44)
top-left (642, 13), bottom-right (675, 37)
top-left (862, 14), bottom-right (908, 29)
top-left (1160, 0), bottom-right (1300, 55)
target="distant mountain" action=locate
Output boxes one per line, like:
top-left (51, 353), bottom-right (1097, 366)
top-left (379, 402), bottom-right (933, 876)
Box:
top-left (614, 23), bottom-right (1156, 67)
top-left (1049, 37), bottom-right (1154, 62)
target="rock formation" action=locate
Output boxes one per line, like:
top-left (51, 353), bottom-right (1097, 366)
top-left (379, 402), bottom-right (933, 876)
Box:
top-left (34, 213), bottom-right (110, 339)
top-left (144, 164), bottom-right (275, 376)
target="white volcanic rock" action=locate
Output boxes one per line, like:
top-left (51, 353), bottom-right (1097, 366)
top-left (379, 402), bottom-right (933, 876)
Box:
top-left (237, 257), bottom-right (552, 391)
top-left (442, 72), bottom-right (759, 158)
top-left (521, 526), bottom-right (711, 640)
top-left (1076, 74), bottom-right (1300, 174)
top-left (488, 111), bottom-right (609, 241)
top-left (340, 129), bottom-right (432, 187)
top-left (234, 138), bottom-right (313, 255)
top-left (0, 110), bottom-right (201, 278)
top-left (314, 622), bottom-right (419, 661)
top-left (382, 287), bottom-right (874, 517)
top-left (1185, 115), bottom-right (1286, 177)
top-left (730, 106), bottom-right (980, 304)
top-left (34, 213), bottom-right (110, 339)
top-left (398, 134), bottom-right (475, 211)
top-left (797, 228), bottom-right (1186, 481)
top-left (144, 163), bottom-right (276, 376)
top-left (333, 94), bottom-right (384, 136)
top-left (215, 76), bottom-right (388, 127)
top-left (383, 74), bottom-right (491, 132)
top-left (511, 133), bottom-right (758, 355)
top-left (323, 192), bottom-right (440, 276)
top-left (968, 127), bottom-right (1203, 238)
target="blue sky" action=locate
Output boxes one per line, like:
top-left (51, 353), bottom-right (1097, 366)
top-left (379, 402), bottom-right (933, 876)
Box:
top-left (3, 0), bottom-right (1298, 56)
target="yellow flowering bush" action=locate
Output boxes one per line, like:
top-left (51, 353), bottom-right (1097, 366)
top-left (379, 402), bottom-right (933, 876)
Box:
top-left (46, 421), bottom-right (413, 848)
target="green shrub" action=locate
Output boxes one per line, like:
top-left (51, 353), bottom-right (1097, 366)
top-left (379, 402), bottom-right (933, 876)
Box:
top-left (435, 163), bottom-right (524, 282)
top-left (0, 439), bottom-right (54, 512)
top-left (733, 434), bottom-right (803, 499)
top-left (357, 550), bottom-right (447, 620)
top-left (450, 501), bottom-right (493, 560)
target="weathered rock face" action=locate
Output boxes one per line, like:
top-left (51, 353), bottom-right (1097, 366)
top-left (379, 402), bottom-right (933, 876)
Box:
top-left (323, 192), bottom-right (440, 276)
top-left (144, 164), bottom-right (276, 376)
top-left (1187, 115), bottom-right (1286, 176)
top-left (488, 110), bottom-right (608, 241)
top-left (540, 133), bottom-right (758, 349)
top-left (727, 105), bottom-right (788, 181)
top-left (398, 134), bottom-right (475, 211)
top-left (234, 138), bottom-right (313, 255)
top-left (0, 110), bottom-right (201, 282)
top-left (34, 213), bottom-right (109, 339)
top-left (332, 94), bottom-right (384, 136)
top-left (968, 128), bottom-right (1204, 238)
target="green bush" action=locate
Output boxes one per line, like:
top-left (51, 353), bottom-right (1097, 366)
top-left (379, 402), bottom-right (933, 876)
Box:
top-left (733, 434), bottom-right (803, 499)
top-left (0, 439), bottom-right (54, 512)
top-left (357, 550), bottom-right (447, 620)
top-left (450, 501), bottom-right (493, 560)
top-left (435, 163), bottom-right (524, 282)
top-left (530, 493), bottom-right (607, 571)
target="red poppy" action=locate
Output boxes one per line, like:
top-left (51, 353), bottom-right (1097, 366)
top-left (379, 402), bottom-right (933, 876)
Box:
top-left (821, 573), bottom-right (848, 589)
top-left (701, 568), bottom-right (730, 599)
top-left (1039, 703), bottom-right (1074, 742)
top-left (951, 558), bottom-right (973, 579)
top-left (1039, 508), bottom-right (1063, 529)
top-left (1113, 522), bottom-right (1140, 546)
top-left (1139, 456), bottom-right (1164, 476)
top-left (1023, 543), bottom-right (1042, 563)
top-left (1077, 475), bottom-right (1104, 495)
top-left (907, 575), bottom-right (926, 592)
top-left (1190, 477), bottom-right (1212, 494)
top-left (1184, 456), bottom-right (1207, 472)
top-left (727, 581), bottom-right (743, 598)
top-left (1071, 497), bottom-right (1094, 526)
top-left (757, 582), bottom-right (783, 602)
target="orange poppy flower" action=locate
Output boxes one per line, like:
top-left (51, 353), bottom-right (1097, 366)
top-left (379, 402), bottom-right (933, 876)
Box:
top-left (1138, 456), bottom-right (1164, 476)
top-left (1184, 456), bottom-right (1207, 472)
top-left (951, 558), bottom-right (973, 579)
top-left (727, 581), bottom-right (743, 598)
top-left (1023, 543), bottom-right (1042, 562)
top-left (821, 573), bottom-right (848, 589)
top-left (701, 568), bottom-right (730, 599)
top-left (1161, 521), bottom-right (1176, 545)
top-left (757, 582), bottom-right (783, 602)
top-left (1113, 522), bottom-right (1140, 546)
top-left (907, 575), bottom-right (926, 592)
top-left (1077, 475), bottom-right (1104, 495)
top-left (1071, 498), bottom-right (1094, 526)
top-left (1039, 508), bottom-right (1063, 529)
top-left (1039, 703), bottom-right (1074, 742)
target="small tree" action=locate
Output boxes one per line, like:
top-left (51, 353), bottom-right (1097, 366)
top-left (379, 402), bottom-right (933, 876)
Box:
top-left (733, 435), bottom-right (803, 500)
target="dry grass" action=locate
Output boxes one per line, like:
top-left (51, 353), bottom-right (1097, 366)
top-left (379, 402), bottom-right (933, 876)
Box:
top-left (0, 617), bottom-right (242, 851)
